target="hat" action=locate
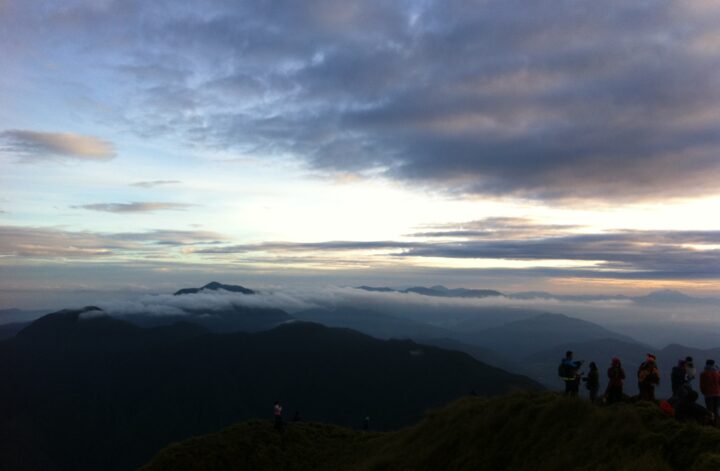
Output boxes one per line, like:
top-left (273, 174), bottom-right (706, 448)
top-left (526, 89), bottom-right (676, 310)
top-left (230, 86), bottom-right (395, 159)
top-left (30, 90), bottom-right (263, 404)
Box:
top-left (707, 359), bottom-right (716, 366)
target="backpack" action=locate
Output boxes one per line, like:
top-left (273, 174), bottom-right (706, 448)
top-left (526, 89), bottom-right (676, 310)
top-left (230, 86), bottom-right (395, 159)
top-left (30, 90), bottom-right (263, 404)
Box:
top-left (558, 362), bottom-right (572, 378)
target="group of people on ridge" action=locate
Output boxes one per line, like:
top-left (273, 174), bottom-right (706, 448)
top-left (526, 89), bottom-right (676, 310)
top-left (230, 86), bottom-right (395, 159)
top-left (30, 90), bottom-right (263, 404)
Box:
top-left (558, 351), bottom-right (720, 425)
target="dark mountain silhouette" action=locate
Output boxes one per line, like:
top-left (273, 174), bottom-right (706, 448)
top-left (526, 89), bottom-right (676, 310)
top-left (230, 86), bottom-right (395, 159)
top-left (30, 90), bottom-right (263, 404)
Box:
top-left (123, 304), bottom-right (293, 333)
top-left (0, 320), bottom-right (30, 340)
top-left (508, 291), bottom-right (629, 302)
top-left (10, 306), bottom-right (208, 353)
top-left (293, 306), bottom-right (458, 340)
top-left (403, 285), bottom-right (503, 298)
top-left (661, 343), bottom-right (720, 362)
top-left (367, 303), bottom-right (541, 332)
top-left (173, 281), bottom-right (255, 296)
top-left (141, 392), bottom-right (720, 471)
top-left (355, 285), bottom-right (395, 292)
top-left (356, 285), bottom-right (503, 298)
top-left (415, 336), bottom-right (519, 373)
top-left (0, 307), bottom-right (48, 325)
top-left (634, 289), bottom-right (707, 305)
top-left (0, 314), bottom-right (539, 471)
top-left (113, 282), bottom-right (292, 333)
top-left (509, 289), bottom-right (720, 306)
top-left (464, 313), bottom-right (638, 359)
top-left (291, 305), bottom-right (640, 379)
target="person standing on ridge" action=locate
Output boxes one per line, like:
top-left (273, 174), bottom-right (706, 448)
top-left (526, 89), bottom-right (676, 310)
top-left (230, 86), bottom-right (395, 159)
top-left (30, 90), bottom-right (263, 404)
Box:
top-left (606, 357), bottom-right (626, 404)
top-left (638, 354), bottom-right (660, 401)
top-left (686, 356), bottom-right (697, 387)
top-left (363, 416), bottom-right (370, 431)
top-left (273, 400), bottom-right (283, 431)
top-left (559, 351), bottom-right (583, 397)
top-left (671, 359), bottom-right (689, 398)
top-left (583, 362), bottom-right (600, 403)
top-left (700, 359), bottom-right (720, 425)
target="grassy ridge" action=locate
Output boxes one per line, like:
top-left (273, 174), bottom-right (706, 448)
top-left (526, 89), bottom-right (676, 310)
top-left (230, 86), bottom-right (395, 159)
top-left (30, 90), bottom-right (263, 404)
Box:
top-left (141, 392), bottom-right (720, 471)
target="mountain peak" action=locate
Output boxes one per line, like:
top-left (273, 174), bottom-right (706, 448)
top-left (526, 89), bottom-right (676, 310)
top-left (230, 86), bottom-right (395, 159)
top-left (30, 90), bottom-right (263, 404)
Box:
top-left (174, 282), bottom-right (255, 296)
top-left (403, 286), bottom-right (503, 298)
top-left (636, 289), bottom-right (695, 303)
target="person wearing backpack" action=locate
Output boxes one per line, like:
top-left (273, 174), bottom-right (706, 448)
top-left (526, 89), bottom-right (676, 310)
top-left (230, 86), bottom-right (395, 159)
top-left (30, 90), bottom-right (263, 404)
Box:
top-left (699, 359), bottom-right (720, 425)
top-left (558, 350), bottom-right (583, 397)
top-left (675, 390), bottom-right (711, 425)
top-left (671, 359), bottom-right (689, 398)
top-left (637, 354), bottom-right (660, 401)
top-left (582, 361), bottom-right (600, 403)
top-left (606, 357), bottom-right (626, 404)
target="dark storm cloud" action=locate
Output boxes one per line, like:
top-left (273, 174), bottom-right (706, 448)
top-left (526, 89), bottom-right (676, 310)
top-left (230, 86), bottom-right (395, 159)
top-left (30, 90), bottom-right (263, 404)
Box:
top-left (195, 240), bottom-right (421, 254)
top-left (399, 232), bottom-right (720, 275)
top-left (191, 226), bottom-right (720, 280)
top-left (5, 0), bottom-right (720, 200)
top-left (410, 217), bottom-right (582, 238)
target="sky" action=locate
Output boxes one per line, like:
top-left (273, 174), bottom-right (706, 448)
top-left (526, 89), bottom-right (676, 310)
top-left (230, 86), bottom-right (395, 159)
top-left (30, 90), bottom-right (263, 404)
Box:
top-left (1, 0), bottom-right (720, 309)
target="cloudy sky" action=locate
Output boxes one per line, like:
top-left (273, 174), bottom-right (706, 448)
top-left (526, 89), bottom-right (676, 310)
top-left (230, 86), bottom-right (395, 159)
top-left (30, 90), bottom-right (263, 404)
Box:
top-left (1, 0), bottom-right (719, 308)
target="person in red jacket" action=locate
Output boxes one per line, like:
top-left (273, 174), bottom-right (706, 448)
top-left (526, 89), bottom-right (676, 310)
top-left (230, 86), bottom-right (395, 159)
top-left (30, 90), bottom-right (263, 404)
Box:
top-left (606, 357), bottom-right (626, 404)
top-left (637, 353), bottom-right (660, 401)
top-left (699, 359), bottom-right (720, 425)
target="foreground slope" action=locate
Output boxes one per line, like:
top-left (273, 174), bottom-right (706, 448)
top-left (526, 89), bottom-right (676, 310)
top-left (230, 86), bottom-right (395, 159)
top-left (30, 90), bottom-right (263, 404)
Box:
top-left (142, 392), bottom-right (720, 471)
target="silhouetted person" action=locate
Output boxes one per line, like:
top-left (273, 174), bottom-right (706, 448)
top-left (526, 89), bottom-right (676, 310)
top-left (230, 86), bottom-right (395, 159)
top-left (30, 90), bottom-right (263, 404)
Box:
top-left (583, 362), bottom-right (600, 403)
top-left (274, 400), bottom-right (283, 430)
top-left (700, 359), bottom-right (720, 425)
top-left (559, 351), bottom-right (583, 397)
top-left (292, 410), bottom-right (301, 422)
top-left (671, 359), bottom-right (689, 397)
top-left (606, 357), bottom-right (626, 404)
top-left (637, 354), bottom-right (660, 401)
top-left (363, 416), bottom-right (370, 431)
top-left (675, 390), bottom-right (710, 425)
top-left (685, 356), bottom-right (697, 387)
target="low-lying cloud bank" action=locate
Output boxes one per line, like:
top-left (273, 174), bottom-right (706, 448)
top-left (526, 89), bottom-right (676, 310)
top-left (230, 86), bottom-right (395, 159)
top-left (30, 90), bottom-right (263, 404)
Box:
top-left (98, 284), bottom-right (720, 329)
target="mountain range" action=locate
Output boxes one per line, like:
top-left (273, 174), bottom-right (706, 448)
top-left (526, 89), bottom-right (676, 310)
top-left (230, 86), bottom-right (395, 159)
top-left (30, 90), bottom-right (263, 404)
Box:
top-left (3, 282), bottom-right (717, 398)
top-left (357, 285), bottom-right (720, 305)
top-left (0, 304), bottom-right (538, 471)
